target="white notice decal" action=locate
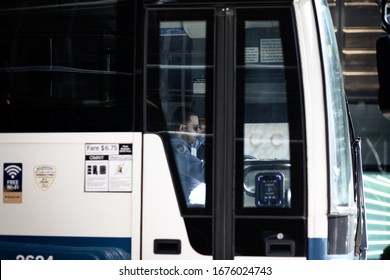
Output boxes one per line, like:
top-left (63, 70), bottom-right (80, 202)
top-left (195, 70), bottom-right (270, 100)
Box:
top-left (193, 78), bottom-right (206, 94)
top-left (245, 47), bottom-right (259, 63)
top-left (260, 38), bottom-right (284, 63)
top-left (85, 144), bottom-right (132, 192)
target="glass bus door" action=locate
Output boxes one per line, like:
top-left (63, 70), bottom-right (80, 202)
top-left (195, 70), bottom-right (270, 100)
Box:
top-left (144, 3), bottom-right (306, 259)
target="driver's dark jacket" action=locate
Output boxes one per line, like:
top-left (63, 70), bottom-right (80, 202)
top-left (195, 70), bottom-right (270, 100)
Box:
top-left (170, 134), bottom-right (205, 203)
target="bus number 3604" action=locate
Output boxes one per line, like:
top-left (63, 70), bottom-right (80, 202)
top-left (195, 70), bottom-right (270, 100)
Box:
top-left (16, 255), bottom-right (54, 260)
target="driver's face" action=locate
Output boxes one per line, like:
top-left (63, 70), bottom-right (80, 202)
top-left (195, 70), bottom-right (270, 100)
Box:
top-left (183, 115), bottom-right (200, 144)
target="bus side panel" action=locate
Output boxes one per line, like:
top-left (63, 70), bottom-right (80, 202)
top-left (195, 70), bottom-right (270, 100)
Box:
top-left (142, 134), bottom-right (211, 259)
top-left (0, 133), bottom-right (141, 260)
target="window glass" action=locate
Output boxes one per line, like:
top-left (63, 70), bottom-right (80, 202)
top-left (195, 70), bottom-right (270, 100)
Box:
top-left (0, 1), bottom-right (134, 132)
top-left (234, 8), bottom-right (306, 256)
top-left (241, 20), bottom-right (290, 209)
top-left (236, 9), bottom-right (305, 215)
top-left (317, 0), bottom-right (354, 211)
top-left (349, 102), bottom-right (390, 259)
top-left (350, 103), bottom-right (390, 171)
top-left (146, 11), bottom-right (214, 209)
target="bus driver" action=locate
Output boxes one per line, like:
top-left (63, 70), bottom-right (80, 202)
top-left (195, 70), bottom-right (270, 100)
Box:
top-left (170, 106), bottom-right (206, 207)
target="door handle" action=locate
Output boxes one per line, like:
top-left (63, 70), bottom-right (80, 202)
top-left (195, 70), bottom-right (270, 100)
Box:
top-left (154, 239), bottom-right (181, 254)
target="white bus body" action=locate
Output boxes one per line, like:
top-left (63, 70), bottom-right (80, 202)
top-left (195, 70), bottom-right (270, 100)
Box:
top-left (0, 0), bottom-right (364, 260)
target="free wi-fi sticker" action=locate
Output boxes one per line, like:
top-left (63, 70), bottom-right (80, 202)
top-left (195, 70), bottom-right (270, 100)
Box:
top-left (3, 163), bottom-right (22, 203)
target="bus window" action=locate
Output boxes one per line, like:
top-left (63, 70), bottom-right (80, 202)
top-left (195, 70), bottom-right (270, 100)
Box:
top-left (317, 0), bottom-right (354, 212)
top-left (234, 8), bottom-right (306, 256)
top-left (0, 1), bottom-right (134, 132)
top-left (236, 16), bottom-right (304, 214)
top-left (240, 20), bottom-right (291, 209)
top-left (349, 102), bottom-right (390, 259)
top-left (145, 11), bottom-right (214, 209)
top-left (317, 0), bottom-right (355, 256)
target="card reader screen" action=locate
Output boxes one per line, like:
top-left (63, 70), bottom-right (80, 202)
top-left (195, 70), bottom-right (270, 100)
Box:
top-left (255, 172), bottom-right (284, 207)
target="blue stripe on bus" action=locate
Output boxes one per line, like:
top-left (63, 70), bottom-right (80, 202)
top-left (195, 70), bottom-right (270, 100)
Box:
top-left (0, 235), bottom-right (131, 260)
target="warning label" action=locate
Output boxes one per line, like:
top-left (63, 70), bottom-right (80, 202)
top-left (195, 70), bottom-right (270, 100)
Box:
top-left (85, 144), bottom-right (132, 192)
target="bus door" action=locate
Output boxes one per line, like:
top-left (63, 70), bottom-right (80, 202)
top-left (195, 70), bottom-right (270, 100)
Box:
top-left (143, 3), bottom-right (306, 259)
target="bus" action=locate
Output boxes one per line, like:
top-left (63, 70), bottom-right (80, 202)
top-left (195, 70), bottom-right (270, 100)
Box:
top-left (0, 0), bottom-right (366, 260)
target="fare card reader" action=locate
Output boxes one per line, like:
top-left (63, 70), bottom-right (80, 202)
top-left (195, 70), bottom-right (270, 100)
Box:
top-left (255, 172), bottom-right (284, 207)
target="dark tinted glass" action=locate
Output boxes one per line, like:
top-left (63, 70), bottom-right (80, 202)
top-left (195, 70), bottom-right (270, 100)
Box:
top-left (0, 1), bottom-right (134, 132)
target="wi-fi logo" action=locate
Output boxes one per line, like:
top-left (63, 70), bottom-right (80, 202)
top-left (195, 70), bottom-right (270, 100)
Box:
top-left (4, 164), bottom-right (22, 179)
